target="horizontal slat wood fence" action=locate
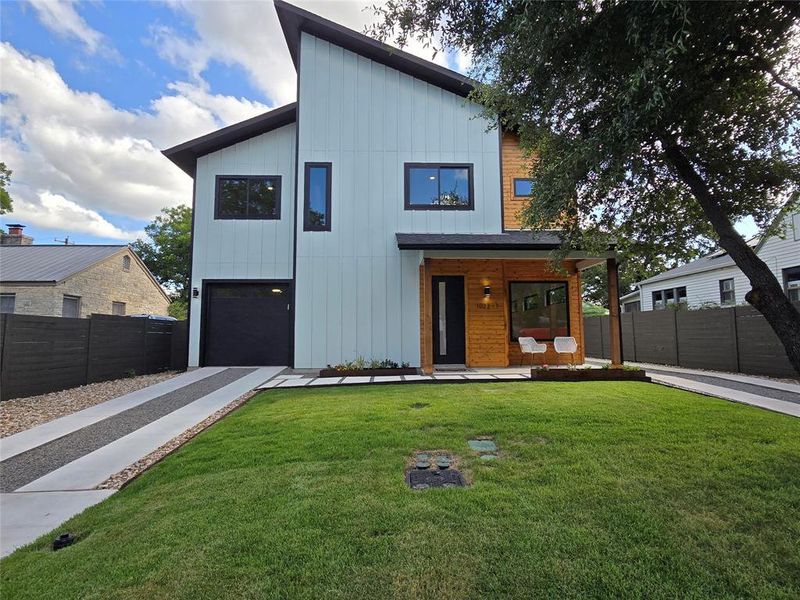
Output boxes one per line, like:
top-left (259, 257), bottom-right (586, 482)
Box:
top-left (0, 314), bottom-right (188, 401)
top-left (584, 303), bottom-right (799, 378)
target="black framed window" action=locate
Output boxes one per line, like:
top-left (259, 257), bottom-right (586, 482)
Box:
top-left (215, 175), bottom-right (281, 220)
top-left (719, 278), bottom-right (735, 305)
top-left (513, 178), bottom-right (534, 197)
top-left (404, 163), bottom-right (474, 210)
top-left (784, 266), bottom-right (800, 302)
top-left (304, 163), bottom-right (332, 231)
top-left (0, 293), bottom-right (15, 314)
top-left (509, 281), bottom-right (569, 341)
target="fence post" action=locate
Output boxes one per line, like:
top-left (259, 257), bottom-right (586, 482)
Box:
top-left (732, 306), bottom-right (742, 374)
top-left (673, 310), bottom-right (680, 366)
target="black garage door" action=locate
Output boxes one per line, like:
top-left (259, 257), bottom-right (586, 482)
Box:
top-left (202, 282), bottom-right (292, 366)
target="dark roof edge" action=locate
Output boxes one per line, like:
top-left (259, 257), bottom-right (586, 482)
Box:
top-left (397, 241), bottom-right (563, 251)
top-left (274, 0), bottom-right (475, 98)
top-left (162, 103), bottom-right (298, 176)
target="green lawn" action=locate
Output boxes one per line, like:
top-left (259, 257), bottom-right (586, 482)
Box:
top-left (3, 382), bottom-right (800, 599)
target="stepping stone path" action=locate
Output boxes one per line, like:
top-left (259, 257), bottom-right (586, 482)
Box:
top-left (468, 437), bottom-right (499, 461)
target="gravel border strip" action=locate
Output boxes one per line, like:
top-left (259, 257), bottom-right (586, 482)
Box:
top-left (97, 390), bottom-right (258, 490)
top-left (0, 372), bottom-right (180, 438)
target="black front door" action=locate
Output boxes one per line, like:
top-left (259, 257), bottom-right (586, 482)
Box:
top-left (203, 282), bottom-right (292, 366)
top-left (432, 276), bottom-right (466, 365)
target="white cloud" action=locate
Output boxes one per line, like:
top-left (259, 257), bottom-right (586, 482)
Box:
top-left (26, 0), bottom-right (118, 59)
top-left (12, 192), bottom-right (145, 240)
top-left (0, 43), bottom-right (271, 238)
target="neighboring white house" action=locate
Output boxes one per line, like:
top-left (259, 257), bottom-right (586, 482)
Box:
top-left (626, 211), bottom-right (799, 311)
top-left (163, 0), bottom-right (618, 371)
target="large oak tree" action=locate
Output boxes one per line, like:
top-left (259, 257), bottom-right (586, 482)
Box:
top-left (371, 0), bottom-right (800, 373)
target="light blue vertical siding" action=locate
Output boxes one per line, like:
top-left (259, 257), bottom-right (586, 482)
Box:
top-left (294, 33), bottom-right (502, 368)
top-left (187, 124), bottom-right (296, 367)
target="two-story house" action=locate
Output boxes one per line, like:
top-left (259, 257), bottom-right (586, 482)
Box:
top-left (164, 0), bottom-right (621, 372)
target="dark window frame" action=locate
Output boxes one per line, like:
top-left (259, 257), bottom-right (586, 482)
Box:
top-left (508, 280), bottom-right (570, 341)
top-left (719, 278), bottom-right (735, 305)
top-left (513, 178), bottom-right (535, 197)
top-left (0, 293), bottom-right (16, 314)
top-left (303, 162), bottom-right (332, 231)
top-left (214, 175), bottom-right (282, 221)
top-left (653, 286), bottom-right (687, 309)
top-left (784, 265), bottom-right (800, 302)
top-left (404, 163), bottom-right (475, 211)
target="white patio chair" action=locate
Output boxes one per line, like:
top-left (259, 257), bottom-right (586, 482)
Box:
top-left (554, 336), bottom-right (578, 367)
top-left (518, 337), bottom-right (547, 367)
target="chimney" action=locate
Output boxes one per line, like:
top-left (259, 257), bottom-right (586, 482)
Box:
top-left (1, 224), bottom-right (34, 246)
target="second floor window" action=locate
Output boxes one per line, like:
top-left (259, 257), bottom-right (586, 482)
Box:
top-left (0, 293), bottom-right (15, 314)
top-left (215, 176), bottom-right (281, 220)
top-left (304, 163), bottom-right (332, 231)
top-left (62, 295), bottom-right (81, 318)
top-left (405, 164), bottom-right (473, 210)
top-left (719, 278), bottom-right (735, 305)
top-left (112, 301), bottom-right (126, 316)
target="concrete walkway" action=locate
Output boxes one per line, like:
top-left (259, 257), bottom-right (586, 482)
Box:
top-left (0, 366), bottom-right (282, 557)
top-left (587, 359), bottom-right (800, 417)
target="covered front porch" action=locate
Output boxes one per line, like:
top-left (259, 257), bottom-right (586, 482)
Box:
top-left (397, 232), bottom-right (624, 375)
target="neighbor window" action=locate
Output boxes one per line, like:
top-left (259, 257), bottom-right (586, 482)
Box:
top-left (62, 295), bottom-right (81, 318)
top-left (719, 278), bottom-right (735, 305)
top-left (304, 163), bottom-right (331, 231)
top-left (404, 163), bottom-right (473, 210)
top-left (624, 301), bottom-right (641, 313)
top-left (112, 301), bottom-right (126, 316)
top-left (122, 255), bottom-right (131, 272)
top-left (653, 286), bottom-right (687, 309)
top-left (0, 293), bottom-right (15, 314)
top-left (215, 175), bottom-right (281, 220)
top-left (513, 178), bottom-right (534, 197)
top-left (785, 266), bottom-right (800, 302)
top-left (509, 281), bottom-right (569, 340)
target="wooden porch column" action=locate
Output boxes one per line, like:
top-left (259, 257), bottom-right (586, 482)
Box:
top-left (607, 257), bottom-right (624, 368)
top-left (420, 258), bottom-right (433, 374)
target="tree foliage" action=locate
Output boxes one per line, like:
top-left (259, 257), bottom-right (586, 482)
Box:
top-left (132, 205), bottom-right (192, 305)
top-left (371, 0), bottom-right (800, 372)
top-left (0, 162), bottom-right (13, 215)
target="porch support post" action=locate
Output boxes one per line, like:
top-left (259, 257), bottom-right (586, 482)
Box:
top-left (421, 258), bottom-right (434, 374)
top-left (607, 257), bottom-right (624, 368)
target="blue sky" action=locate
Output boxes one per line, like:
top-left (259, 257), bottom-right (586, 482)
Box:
top-left (1, 0), bottom-right (464, 245)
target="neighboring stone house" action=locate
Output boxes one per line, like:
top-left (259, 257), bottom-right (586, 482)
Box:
top-left (0, 234), bottom-right (170, 318)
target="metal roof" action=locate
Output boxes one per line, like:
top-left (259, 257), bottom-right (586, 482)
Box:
top-left (637, 251), bottom-right (742, 286)
top-left (274, 0), bottom-right (475, 98)
top-left (0, 245), bottom-right (126, 283)
top-left (162, 103), bottom-right (297, 176)
top-left (396, 231), bottom-right (564, 250)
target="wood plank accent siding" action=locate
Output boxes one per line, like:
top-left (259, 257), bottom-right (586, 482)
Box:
top-left (501, 132), bottom-right (535, 230)
top-left (419, 259), bottom-right (584, 372)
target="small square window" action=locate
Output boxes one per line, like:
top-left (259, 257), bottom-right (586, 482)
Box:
top-left (215, 176), bottom-right (281, 220)
top-left (112, 301), bottom-right (126, 316)
top-left (513, 178), bottom-right (534, 197)
top-left (785, 266), bottom-right (800, 303)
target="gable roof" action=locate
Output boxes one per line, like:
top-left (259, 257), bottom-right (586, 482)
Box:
top-left (637, 245), bottom-right (752, 287)
top-left (274, 0), bottom-right (474, 98)
top-left (0, 245), bottom-right (126, 283)
top-left (162, 103), bottom-right (297, 176)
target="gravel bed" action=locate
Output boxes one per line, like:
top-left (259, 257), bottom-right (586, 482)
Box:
top-left (98, 390), bottom-right (258, 489)
top-left (0, 368), bottom-right (254, 492)
top-left (1, 372), bottom-right (179, 438)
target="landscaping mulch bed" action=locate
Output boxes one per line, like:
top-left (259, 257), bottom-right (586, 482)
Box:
top-left (530, 368), bottom-right (651, 382)
top-left (318, 368), bottom-right (418, 377)
top-left (0, 372), bottom-right (179, 438)
top-left (97, 390), bottom-right (257, 490)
